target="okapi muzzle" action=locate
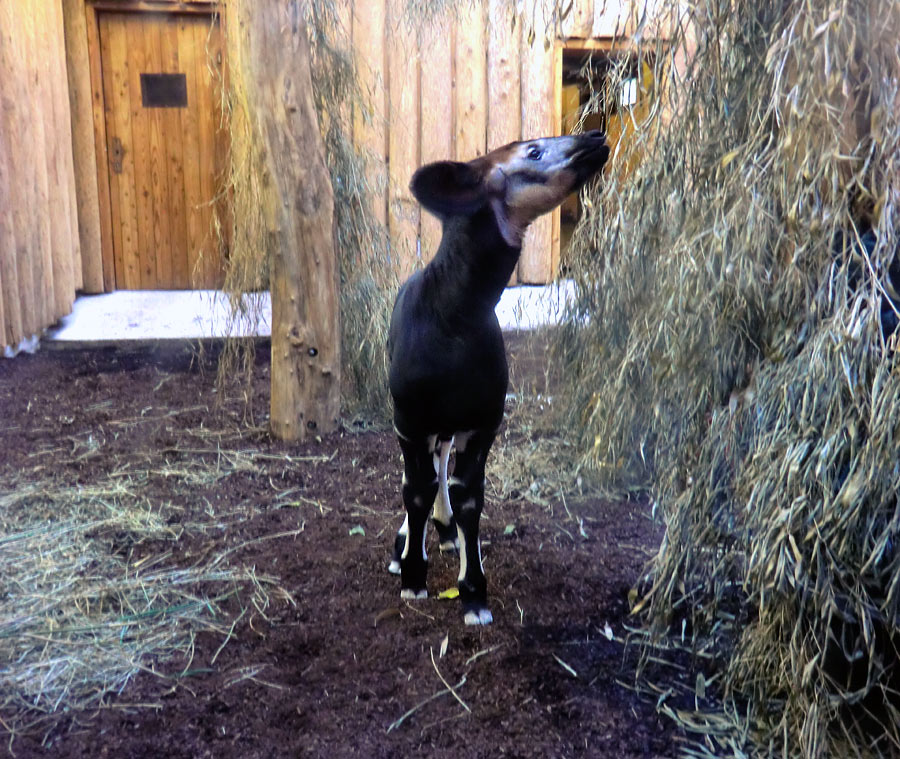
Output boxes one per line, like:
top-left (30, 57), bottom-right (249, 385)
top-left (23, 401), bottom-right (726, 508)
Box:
top-left (387, 131), bottom-right (609, 625)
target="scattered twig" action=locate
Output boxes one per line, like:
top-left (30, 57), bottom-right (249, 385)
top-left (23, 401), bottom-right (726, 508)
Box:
top-left (386, 675), bottom-right (468, 734)
top-left (430, 648), bottom-right (471, 714)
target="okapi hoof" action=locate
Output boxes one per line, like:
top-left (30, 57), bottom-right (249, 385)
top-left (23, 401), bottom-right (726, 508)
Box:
top-left (463, 607), bottom-right (493, 626)
top-left (401, 588), bottom-right (428, 600)
top-left (388, 559), bottom-right (401, 575)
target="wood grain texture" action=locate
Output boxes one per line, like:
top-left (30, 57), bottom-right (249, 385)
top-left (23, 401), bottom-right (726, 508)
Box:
top-left (487, 0), bottom-right (520, 150)
top-left (95, 11), bottom-right (224, 290)
top-left (454, 0), bottom-right (487, 161)
top-left (0, 1), bottom-right (23, 343)
top-left (562, 0), bottom-right (594, 38)
top-left (243, 0), bottom-right (341, 441)
top-left (26, 5), bottom-right (55, 326)
top-left (63, 0), bottom-right (104, 292)
top-left (352, 0), bottom-right (387, 226)
top-left (487, 0), bottom-right (521, 284)
top-left (100, 13), bottom-right (139, 287)
top-left (387, 0), bottom-right (420, 278)
top-left (49, 0), bottom-right (80, 298)
top-left (85, 3), bottom-right (117, 291)
top-left (192, 16), bottom-right (219, 286)
top-left (518, 22), bottom-right (554, 283)
top-left (159, 15), bottom-right (189, 287)
top-left (418, 11), bottom-right (452, 262)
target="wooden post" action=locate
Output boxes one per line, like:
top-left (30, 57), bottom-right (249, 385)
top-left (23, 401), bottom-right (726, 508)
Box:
top-left (244, 2), bottom-right (341, 441)
top-left (63, 0), bottom-right (104, 293)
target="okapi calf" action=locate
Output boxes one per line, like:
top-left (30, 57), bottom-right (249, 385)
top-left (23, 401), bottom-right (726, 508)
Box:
top-left (387, 131), bottom-right (610, 625)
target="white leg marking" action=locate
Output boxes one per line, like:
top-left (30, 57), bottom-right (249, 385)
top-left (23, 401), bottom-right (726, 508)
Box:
top-left (454, 431), bottom-right (475, 453)
top-left (389, 514), bottom-right (408, 574)
top-left (433, 440), bottom-right (456, 554)
top-left (400, 588), bottom-right (428, 600)
top-left (457, 525), bottom-right (467, 583)
top-left (464, 609), bottom-right (493, 626)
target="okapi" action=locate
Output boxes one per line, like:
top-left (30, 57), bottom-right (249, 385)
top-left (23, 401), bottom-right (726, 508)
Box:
top-left (387, 131), bottom-right (610, 625)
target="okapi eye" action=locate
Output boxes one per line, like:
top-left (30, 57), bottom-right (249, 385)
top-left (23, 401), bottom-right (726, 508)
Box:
top-left (526, 146), bottom-right (543, 161)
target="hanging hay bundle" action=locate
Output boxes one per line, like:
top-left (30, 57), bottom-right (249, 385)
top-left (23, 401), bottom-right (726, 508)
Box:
top-left (561, 0), bottom-right (900, 753)
top-left (217, 0), bottom-right (396, 421)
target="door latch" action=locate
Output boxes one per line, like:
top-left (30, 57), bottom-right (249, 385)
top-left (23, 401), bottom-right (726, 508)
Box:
top-left (110, 136), bottom-right (125, 174)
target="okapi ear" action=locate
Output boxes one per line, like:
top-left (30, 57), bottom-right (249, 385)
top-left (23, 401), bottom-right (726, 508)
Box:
top-left (410, 161), bottom-right (487, 218)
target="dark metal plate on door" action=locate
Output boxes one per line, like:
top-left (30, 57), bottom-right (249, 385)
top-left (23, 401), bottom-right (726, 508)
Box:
top-left (140, 73), bottom-right (188, 108)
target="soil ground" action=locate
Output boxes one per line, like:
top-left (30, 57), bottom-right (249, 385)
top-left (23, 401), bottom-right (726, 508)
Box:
top-left (0, 336), bottom-right (683, 758)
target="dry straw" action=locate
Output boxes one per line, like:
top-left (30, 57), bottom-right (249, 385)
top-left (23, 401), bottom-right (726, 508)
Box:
top-left (0, 475), bottom-right (278, 741)
top-left (561, 0), bottom-right (900, 755)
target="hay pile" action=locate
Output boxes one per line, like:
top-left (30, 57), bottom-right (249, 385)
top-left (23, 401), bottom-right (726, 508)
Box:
top-left (560, 0), bottom-right (900, 754)
top-left (0, 474), bottom-right (276, 739)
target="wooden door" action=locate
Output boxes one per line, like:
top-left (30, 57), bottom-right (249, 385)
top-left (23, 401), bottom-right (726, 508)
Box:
top-left (98, 11), bottom-right (225, 290)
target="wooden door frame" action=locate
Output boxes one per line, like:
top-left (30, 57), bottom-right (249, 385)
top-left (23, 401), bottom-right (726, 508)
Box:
top-left (83, 0), bottom-right (219, 291)
top-left (551, 37), bottom-right (666, 274)
top-left (551, 38), bottom-right (623, 276)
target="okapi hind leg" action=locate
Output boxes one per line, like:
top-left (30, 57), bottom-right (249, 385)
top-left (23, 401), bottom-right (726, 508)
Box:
top-left (389, 437), bottom-right (457, 576)
top-left (396, 435), bottom-right (439, 599)
top-left (431, 437), bottom-right (458, 553)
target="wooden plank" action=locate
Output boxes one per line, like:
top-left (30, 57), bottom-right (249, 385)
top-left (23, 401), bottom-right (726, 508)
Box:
top-left (209, 14), bottom-right (228, 289)
top-left (561, 0), bottom-right (594, 38)
top-left (487, 0), bottom-right (520, 149)
top-left (36, 0), bottom-right (71, 318)
top-left (487, 0), bottom-right (521, 285)
top-left (0, 1), bottom-right (23, 345)
top-left (50, 0), bottom-right (84, 296)
top-left (518, 20), bottom-right (555, 283)
top-left (418, 11), bottom-right (452, 261)
top-left (351, 0), bottom-right (387, 227)
top-left (63, 0), bottom-right (105, 293)
top-left (193, 15), bottom-right (218, 287)
top-left (50, 0), bottom-right (81, 297)
top-left (3, 2), bottom-right (37, 336)
top-left (25, 5), bottom-right (55, 326)
top-left (102, 13), bottom-right (142, 288)
top-left (120, 14), bottom-right (157, 289)
top-left (387, 0), bottom-right (420, 278)
top-left (159, 14), bottom-right (190, 287)
top-left (90, 2), bottom-right (217, 14)
top-left (593, 1), bottom-right (635, 39)
top-left (454, 0), bottom-right (487, 161)
top-left (143, 15), bottom-right (175, 288)
top-left (177, 14), bottom-right (205, 288)
top-left (85, 4), bottom-right (117, 291)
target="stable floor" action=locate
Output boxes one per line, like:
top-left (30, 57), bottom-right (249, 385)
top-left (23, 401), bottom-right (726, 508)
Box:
top-left (39, 283), bottom-right (575, 346)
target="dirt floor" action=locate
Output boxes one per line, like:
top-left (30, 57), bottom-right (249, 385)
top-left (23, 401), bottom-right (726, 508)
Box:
top-left (0, 336), bottom-right (684, 758)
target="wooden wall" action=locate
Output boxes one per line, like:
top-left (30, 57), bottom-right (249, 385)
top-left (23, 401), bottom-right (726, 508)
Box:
top-left (0, 0), bottom-right (81, 353)
top-left (345, 0), bottom-right (663, 284)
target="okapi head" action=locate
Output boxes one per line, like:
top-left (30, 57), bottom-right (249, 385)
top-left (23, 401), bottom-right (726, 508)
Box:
top-left (410, 130), bottom-right (610, 247)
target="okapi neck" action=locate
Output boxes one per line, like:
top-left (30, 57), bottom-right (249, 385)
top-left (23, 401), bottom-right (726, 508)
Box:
top-left (427, 206), bottom-right (521, 311)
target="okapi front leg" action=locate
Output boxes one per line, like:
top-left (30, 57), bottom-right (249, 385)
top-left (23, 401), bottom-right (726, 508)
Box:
top-left (449, 430), bottom-right (494, 625)
top-left (397, 436), bottom-right (438, 599)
